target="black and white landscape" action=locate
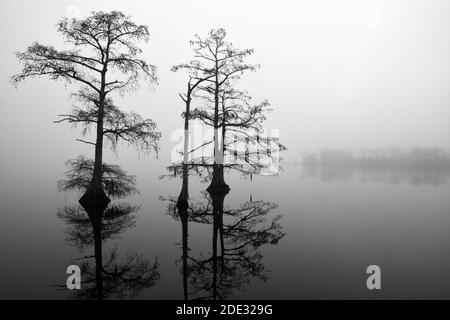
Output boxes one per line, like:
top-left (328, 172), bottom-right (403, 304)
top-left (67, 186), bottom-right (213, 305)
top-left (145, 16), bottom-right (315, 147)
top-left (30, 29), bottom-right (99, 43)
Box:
top-left (0, 0), bottom-right (449, 300)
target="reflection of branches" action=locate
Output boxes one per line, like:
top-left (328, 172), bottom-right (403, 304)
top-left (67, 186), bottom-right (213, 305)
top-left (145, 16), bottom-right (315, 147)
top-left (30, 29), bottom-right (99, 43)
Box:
top-left (161, 191), bottom-right (212, 225)
top-left (56, 201), bottom-right (159, 299)
top-left (58, 156), bottom-right (139, 198)
top-left (188, 196), bottom-right (284, 300)
top-left (187, 250), bottom-right (265, 300)
top-left (161, 177), bottom-right (285, 300)
top-left (68, 247), bottom-right (160, 300)
top-left (224, 201), bottom-right (284, 248)
top-left (57, 158), bottom-right (159, 299)
top-left (57, 203), bottom-right (138, 249)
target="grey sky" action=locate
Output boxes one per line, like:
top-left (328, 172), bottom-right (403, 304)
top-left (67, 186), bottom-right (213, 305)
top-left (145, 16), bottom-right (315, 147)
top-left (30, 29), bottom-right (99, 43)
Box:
top-left (0, 0), bottom-right (449, 169)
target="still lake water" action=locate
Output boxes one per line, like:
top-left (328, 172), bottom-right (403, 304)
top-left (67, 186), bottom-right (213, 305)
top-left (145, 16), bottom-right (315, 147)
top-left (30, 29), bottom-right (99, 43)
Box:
top-left (1, 161), bottom-right (449, 299)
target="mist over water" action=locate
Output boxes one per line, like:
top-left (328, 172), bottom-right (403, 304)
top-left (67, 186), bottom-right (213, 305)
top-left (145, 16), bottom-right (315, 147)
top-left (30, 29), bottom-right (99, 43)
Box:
top-left (0, 0), bottom-right (449, 300)
top-left (1, 156), bottom-right (449, 299)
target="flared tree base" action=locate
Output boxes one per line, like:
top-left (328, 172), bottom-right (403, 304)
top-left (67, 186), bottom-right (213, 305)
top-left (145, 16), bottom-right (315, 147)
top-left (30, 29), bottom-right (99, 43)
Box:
top-left (79, 185), bottom-right (111, 214)
top-left (206, 184), bottom-right (230, 195)
top-left (176, 198), bottom-right (189, 212)
top-left (207, 164), bottom-right (231, 195)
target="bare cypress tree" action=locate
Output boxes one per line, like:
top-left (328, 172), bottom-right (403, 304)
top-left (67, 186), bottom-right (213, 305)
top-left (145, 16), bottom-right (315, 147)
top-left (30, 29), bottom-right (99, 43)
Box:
top-left (12, 11), bottom-right (159, 201)
top-left (170, 70), bottom-right (215, 207)
top-left (191, 88), bottom-right (285, 171)
top-left (173, 28), bottom-right (257, 193)
top-left (175, 30), bottom-right (285, 179)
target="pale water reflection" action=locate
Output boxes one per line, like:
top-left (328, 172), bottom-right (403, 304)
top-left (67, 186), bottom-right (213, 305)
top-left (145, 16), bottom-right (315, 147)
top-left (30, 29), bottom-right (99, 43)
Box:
top-left (0, 162), bottom-right (449, 299)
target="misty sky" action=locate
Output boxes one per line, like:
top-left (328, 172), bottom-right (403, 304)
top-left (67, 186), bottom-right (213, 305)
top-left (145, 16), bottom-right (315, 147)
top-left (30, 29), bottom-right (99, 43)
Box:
top-left (0, 0), bottom-right (449, 169)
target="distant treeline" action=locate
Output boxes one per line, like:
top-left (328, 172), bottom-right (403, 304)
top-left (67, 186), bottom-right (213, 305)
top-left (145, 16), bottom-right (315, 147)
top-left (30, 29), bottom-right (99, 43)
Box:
top-left (302, 147), bottom-right (450, 168)
top-left (300, 148), bottom-right (450, 186)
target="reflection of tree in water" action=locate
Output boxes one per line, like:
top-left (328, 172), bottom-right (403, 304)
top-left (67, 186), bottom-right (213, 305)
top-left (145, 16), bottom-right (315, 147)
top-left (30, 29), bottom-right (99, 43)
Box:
top-left (162, 166), bottom-right (285, 300)
top-left (188, 196), bottom-right (284, 300)
top-left (69, 246), bottom-right (159, 300)
top-left (57, 157), bottom-right (159, 299)
top-left (57, 203), bottom-right (138, 250)
top-left (164, 33), bottom-right (286, 298)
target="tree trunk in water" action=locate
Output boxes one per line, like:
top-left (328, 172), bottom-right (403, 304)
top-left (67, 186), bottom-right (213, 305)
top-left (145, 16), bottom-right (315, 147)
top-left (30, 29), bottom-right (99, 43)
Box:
top-left (81, 94), bottom-right (110, 205)
top-left (209, 190), bottom-right (227, 300)
top-left (177, 165), bottom-right (189, 210)
top-left (218, 113), bottom-right (226, 255)
top-left (207, 163), bottom-right (230, 194)
top-left (93, 220), bottom-right (103, 300)
top-left (176, 164), bottom-right (189, 300)
top-left (81, 201), bottom-right (107, 300)
top-left (208, 68), bottom-right (229, 194)
top-left (179, 89), bottom-right (190, 296)
top-left (212, 205), bottom-right (218, 300)
top-left (177, 88), bottom-right (191, 207)
top-left (219, 207), bottom-right (225, 264)
top-left (180, 209), bottom-right (188, 300)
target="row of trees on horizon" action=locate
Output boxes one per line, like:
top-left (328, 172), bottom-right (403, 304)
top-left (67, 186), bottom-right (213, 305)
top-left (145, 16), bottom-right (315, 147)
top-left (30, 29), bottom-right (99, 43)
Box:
top-left (302, 147), bottom-right (450, 168)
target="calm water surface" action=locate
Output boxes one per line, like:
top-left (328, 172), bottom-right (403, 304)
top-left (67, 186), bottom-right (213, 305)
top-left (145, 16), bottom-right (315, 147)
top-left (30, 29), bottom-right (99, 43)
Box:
top-left (1, 162), bottom-right (449, 299)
